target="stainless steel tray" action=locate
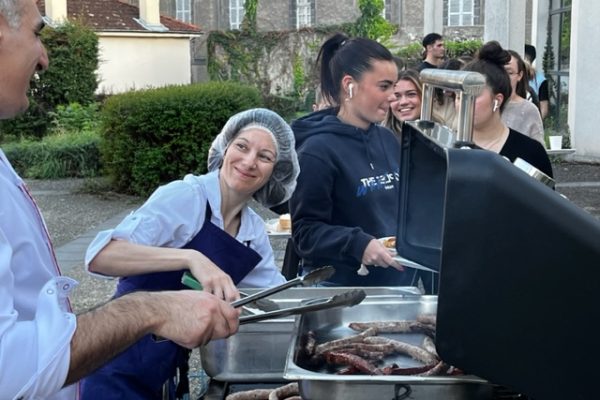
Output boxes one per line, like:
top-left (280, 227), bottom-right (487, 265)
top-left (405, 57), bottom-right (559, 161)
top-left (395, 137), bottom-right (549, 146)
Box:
top-left (283, 296), bottom-right (490, 400)
top-left (200, 287), bottom-right (422, 382)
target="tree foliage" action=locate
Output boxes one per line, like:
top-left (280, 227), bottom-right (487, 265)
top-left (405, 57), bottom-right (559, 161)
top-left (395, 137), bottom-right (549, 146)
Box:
top-left (350, 0), bottom-right (396, 42)
top-left (0, 22), bottom-right (98, 140)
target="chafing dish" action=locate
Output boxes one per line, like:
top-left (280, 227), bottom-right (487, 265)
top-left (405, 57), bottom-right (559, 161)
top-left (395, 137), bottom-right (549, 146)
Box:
top-left (284, 295), bottom-right (492, 400)
top-left (200, 287), bottom-right (421, 382)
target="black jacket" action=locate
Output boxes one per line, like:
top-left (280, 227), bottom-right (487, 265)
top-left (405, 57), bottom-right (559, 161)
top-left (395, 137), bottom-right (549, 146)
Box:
top-left (289, 109), bottom-right (418, 286)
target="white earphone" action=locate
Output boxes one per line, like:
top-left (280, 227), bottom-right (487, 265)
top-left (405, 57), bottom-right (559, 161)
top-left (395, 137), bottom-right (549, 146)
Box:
top-left (493, 99), bottom-right (499, 112)
top-left (348, 83), bottom-right (354, 99)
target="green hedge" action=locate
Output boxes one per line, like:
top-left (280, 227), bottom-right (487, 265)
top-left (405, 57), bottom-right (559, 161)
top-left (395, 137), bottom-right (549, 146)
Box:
top-left (100, 81), bottom-right (263, 196)
top-left (0, 22), bottom-right (98, 140)
top-left (2, 130), bottom-right (101, 179)
top-left (397, 39), bottom-right (483, 70)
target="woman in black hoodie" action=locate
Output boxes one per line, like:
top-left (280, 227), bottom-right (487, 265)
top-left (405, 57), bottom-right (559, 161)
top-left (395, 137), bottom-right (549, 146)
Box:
top-left (289, 33), bottom-right (418, 287)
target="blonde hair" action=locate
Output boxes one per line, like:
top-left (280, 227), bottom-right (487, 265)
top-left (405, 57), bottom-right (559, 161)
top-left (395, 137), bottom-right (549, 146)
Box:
top-left (383, 69), bottom-right (423, 135)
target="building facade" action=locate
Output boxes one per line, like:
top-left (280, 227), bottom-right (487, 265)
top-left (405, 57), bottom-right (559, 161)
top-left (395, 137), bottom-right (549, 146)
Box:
top-left (154, 0), bottom-right (495, 44)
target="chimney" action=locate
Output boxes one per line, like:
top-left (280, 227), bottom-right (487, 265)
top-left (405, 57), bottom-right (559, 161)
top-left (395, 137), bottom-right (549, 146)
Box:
top-left (45, 0), bottom-right (68, 25)
top-left (139, 0), bottom-right (160, 26)
top-left (136, 0), bottom-right (167, 31)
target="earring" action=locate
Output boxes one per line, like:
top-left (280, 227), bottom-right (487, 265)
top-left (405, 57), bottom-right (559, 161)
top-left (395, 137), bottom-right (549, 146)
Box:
top-left (345, 83), bottom-right (354, 101)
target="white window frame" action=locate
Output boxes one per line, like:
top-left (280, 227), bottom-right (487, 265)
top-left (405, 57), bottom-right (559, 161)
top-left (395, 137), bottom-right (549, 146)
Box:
top-left (381, 0), bottom-right (391, 20)
top-left (230, 0), bottom-right (245, 30)
top-left (176, 0), bottom-right (192, 24)
top-left (296, 0), bottom-right (312, 29)
top-left (448, 0), bottom-right (474, 26)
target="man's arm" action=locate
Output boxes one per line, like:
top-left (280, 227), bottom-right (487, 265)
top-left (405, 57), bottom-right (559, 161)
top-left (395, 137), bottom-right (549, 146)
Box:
top-left (65, 290), bottom-right (239, 385)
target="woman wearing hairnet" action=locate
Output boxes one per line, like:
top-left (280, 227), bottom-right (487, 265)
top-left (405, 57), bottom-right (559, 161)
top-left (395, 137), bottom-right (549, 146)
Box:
top-left (80, 108), bottom-right (300, 399)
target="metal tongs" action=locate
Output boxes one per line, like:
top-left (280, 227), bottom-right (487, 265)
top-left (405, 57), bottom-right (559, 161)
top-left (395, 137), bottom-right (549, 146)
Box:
top-left (181, 266), bottom-right (367, 325)
top-left (231, 266), bottom-right (366, 324)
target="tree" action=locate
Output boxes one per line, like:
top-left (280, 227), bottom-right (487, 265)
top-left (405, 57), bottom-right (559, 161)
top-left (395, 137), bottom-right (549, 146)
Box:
top-left (351, 0), bottom-right (396, 42)
top-left (0, 22), bottom-right (99, 139)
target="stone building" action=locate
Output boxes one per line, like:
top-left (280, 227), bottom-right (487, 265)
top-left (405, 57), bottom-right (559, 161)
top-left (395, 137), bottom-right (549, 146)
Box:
top-left (142, 0), bottom-right (490, 45)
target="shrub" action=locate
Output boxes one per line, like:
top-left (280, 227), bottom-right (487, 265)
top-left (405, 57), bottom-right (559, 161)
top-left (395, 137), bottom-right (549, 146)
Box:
top-left (2, 130), bottom-right (101, 179)
top-left (0, 22), bottom-right (98, 139)
top-left (49, 102), bottom-right (101, 133)
top-left (397, 39), bottom-right (482, 70)
top-left (100, 81), bottom-right (263, 196)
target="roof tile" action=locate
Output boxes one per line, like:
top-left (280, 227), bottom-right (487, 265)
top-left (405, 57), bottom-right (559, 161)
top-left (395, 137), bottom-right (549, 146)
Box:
top-left (37, 0), bottom-right (201, 33)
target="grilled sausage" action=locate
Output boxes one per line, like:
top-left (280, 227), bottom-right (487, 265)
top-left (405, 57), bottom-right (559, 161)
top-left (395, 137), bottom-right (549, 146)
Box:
top-left (324, 351), bottom-right (383, 375)
top-left (225, 389), bottom-right (272, 400)
top-left (363, 336), bottom-right (438, 365)
top-left (267, 383), bottom-right (299, 400)
top-left (315, 327), bottom-right (377, 355)
top-left (349, 320), bottom-right (415, 333)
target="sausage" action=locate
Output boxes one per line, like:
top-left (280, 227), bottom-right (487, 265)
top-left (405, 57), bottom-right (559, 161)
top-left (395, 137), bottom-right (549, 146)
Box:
top-left (380, 363), bottom-right (439, 375)
top-left (303, 330), bottom-right (317, 357)
top-left (348, 320), bottom-right (415, 333)
top-left (416, 313), bottom-right (436, 326)
top-left (363, 336), bottom-right (438, 365)
top-left (418, 361), bottom-right (450, 376)
top-left (324, 351), bottom-right (383, 375)
top-left (267, 382), bottom-right (299, 400)
top-left (315, 327), bottom-right (377, 355)
top-left (421, 336), bottom-right (438, 358)
top-left (225, 389), bottom-right (272, 400)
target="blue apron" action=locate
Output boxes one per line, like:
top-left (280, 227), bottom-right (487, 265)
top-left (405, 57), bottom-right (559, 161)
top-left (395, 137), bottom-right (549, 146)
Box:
top-left (81, 202), bottom-right (262, 399)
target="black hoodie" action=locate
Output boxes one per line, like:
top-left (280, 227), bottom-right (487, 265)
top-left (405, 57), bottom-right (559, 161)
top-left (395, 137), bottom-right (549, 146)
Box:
top-left (289, 109), bottom-right (418, 286)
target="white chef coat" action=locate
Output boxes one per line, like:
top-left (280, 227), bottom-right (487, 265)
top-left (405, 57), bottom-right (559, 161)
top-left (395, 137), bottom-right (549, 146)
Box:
top-left (0, 150), bottom-right (78, 399)
top-left (86, 170), bottom-right (285, 288)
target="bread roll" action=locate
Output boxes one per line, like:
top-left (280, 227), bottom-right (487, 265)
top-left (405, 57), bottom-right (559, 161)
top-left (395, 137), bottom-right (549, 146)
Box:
top-left (278, 213), bottom-right (291, 231)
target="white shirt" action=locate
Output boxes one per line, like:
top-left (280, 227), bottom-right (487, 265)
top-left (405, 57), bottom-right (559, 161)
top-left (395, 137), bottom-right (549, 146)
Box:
top-left (86, 170), bottom-right (285, 288)
top-left (0, 150), bottom-right (78, 399)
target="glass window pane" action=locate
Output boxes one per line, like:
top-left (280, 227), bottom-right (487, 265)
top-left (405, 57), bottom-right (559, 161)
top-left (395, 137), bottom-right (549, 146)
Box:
top-left (449, 0), bottom-right (459, 13)
top-left (559, 10), bottom-right (571, 71)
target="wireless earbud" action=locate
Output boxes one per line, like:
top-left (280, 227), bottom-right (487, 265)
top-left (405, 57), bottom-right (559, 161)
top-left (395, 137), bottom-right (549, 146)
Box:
top-left (348, 84), bottom-right (354, 99)
top-left (493, 99), bottom-right (499, 112)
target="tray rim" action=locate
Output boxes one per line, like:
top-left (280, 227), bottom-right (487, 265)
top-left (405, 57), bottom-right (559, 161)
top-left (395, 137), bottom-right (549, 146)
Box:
top-left (283, 297), bottom-right (488, 385)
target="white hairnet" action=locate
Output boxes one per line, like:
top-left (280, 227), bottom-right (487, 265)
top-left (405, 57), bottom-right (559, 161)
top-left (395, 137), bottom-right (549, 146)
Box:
top-left (207, 108), bottom-right (300, 207)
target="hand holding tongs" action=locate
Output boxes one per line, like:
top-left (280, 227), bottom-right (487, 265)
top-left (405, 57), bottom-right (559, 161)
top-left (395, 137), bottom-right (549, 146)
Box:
top-left (182, 266), bottom-right (366, 325)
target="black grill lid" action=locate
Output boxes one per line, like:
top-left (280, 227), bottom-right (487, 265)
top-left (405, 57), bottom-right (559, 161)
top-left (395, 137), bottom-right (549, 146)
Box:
top-left (397, 122), bottom-right (600, 400)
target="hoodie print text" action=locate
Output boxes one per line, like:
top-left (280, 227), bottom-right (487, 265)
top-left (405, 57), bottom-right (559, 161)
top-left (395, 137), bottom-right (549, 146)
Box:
top-left (356, 171), bottom-right (400, 197)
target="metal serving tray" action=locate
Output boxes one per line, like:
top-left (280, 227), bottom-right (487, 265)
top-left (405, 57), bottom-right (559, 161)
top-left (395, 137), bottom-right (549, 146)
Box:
top-left (284, 296), bottom-right (491, 400)
top-left (200, 287), bottom-right (422, 382)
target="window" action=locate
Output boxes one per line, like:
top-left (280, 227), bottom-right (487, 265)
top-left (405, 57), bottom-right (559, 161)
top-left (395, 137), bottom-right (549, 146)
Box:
top-left (176, 0), bottom-right (191, 24)
top-left (381, 0), bottom-right (392, 21)
top-left (230, 0), bottom-right (245, 30)
top-left (546, 0), bottom-right (572, 134)
top-left (296, 0), bottom-right (312, 29)
top-left (447, 0), bottom-right (474, 26)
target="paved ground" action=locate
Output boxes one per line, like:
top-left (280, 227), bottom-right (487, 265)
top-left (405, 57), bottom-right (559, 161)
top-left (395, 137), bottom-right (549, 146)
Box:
top-left (27, 160), bottom-right (600, 396)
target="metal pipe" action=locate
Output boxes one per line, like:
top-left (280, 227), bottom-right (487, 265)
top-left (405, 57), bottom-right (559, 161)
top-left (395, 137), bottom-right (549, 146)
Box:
top-left (419, 69), bottom-right (486, 143)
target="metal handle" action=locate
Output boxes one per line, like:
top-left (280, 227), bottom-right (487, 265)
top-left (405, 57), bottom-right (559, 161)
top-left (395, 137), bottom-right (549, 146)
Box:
top-left (231, 266), bottom-right (335, 309)
top-left (238, 289), bottom-right (366, 324)
top-left (420, 69), bottom-right (486, 143)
